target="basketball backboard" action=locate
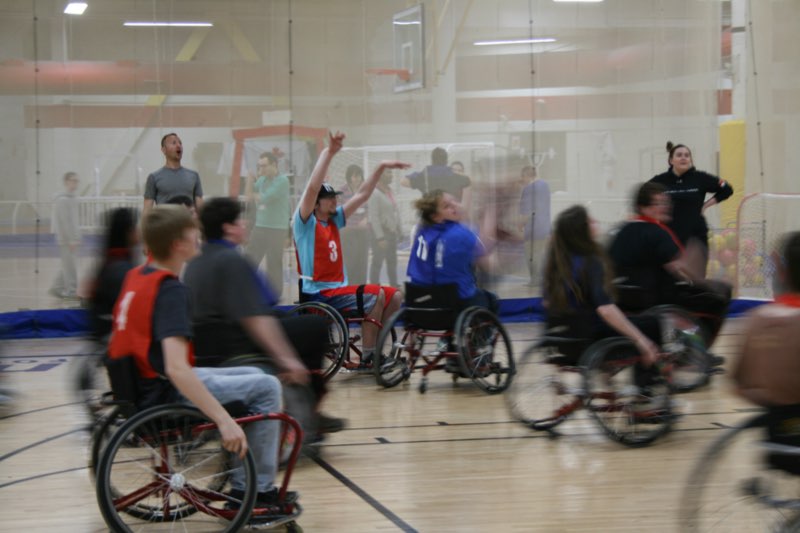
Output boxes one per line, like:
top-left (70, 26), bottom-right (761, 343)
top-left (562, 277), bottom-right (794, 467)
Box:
top-left (392, 4), bottom-right (425, 92)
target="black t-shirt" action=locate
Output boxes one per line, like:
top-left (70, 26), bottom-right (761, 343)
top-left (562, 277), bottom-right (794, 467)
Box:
top-left (608, 221), bottom-right (680, 309)
top-left (138, 271), bottom-right (193, 408)
top-left (183, 242), bottom-right (273, 365)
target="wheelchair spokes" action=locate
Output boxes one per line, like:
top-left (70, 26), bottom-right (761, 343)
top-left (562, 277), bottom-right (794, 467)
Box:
top-left (680, 413), bottom-right (800, 532)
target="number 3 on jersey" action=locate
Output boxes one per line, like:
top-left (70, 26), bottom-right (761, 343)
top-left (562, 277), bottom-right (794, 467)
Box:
top-left (328, 240), bottom-right (338, 262)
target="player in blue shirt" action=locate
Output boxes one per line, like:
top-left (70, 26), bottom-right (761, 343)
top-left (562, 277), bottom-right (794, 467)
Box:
top-left (407, 190), bottom-right (497, 312)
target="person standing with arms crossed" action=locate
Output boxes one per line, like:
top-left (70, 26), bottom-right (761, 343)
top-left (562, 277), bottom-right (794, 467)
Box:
top-left (518, 165), bottom-right (551, 288)
top-left (245, 152), bottom-right (291, 301)
top-left (50, 171), bottom-right (82, 299)
top-left (143, 133), bottom-right (204, 217)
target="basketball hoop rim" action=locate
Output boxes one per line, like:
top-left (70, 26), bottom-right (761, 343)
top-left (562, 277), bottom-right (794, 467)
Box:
top-left (365, 68), bottom-right (411, 82)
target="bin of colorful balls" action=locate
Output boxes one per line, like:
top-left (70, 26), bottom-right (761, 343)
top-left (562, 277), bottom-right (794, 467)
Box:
top-left (707, 229), bottom-right (764, 287)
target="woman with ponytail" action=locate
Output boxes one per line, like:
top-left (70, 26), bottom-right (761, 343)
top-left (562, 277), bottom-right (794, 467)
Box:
top-left (650, 142), bottom-right (733, 276)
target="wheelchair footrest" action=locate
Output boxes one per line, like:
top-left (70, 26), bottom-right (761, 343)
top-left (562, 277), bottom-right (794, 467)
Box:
top-left (248, 503), bottom-right (302, 529)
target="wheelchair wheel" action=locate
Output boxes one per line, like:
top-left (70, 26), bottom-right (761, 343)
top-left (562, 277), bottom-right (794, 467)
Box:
top-left (96, 404), bottom-right (257, 532)
top-left (581, 338), bottom-right (673, 447)
top-left (374, 309), bottom-right (411, 388)
top-left (646, 305), bottom-right (712, 392)
top-left (504, 342), bottom-right (582, 430)
top-left (89, 405), bottom-right (128, 478)
top-left (680, 413), bottom-right (800, 532)
top-left (288, 302), bottom-right (348, 381)
top-left (455, 307), bottom-right (515, 394)
top-left (72, 346), bottom-right (111, 428)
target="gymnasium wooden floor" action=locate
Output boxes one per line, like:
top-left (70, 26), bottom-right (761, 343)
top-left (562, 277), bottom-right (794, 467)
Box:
top-left (0, 319), bottom-right (753, 532)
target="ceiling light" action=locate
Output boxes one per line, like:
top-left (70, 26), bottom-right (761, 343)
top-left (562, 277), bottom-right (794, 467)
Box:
top-left (64, 2), bottom-right (88, 15)
top-left (553, 0), bottom-right (604, 3)
top-left (474, 38), bottom-right (556, 46)
top-left (123, 21), bottom-right (213, 27)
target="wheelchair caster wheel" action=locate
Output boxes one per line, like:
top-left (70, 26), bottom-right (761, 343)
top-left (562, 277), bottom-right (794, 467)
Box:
top-left (451, 374), bottom-right (458, 384)
top-left (419, 379), bottom-right (428, 394)
top-left (285, 521), bottom-right (303, 532)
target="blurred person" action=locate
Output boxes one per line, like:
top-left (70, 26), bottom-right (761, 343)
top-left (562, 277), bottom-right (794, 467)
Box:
top-left (368, 169), bottom-right (402, 287)
top-left (0, 323), bottom-right (15, 412)
top-left (407, 189), bottom-right (497, 312)
top-left (608, 182), bottom-right (731, 346)
top-left (184, 197), bottom-right (345, 443)
top-left (109, 205), bottom-right (288, 508)
top-left (339, 164), bottom-right (370, 285)
top-left (49, 171), bottom-right (82, 299)
top-left (87, 207), bottom-right (140, 341)
top-left (74, 207), bottom-right (139, 424)
top-left (734, 231), bottom-right (800, 408)
top-left (733, 232), bottom-right (800, 469)
top-left (450, 161), bottom-right (466, 175)
top-left (245, 152), bottom-right (290, 301)
top-left (143, 133), bottom-right (203, 217)
top-left (649, 141), bottom-right (733, 277)
top-left (544, 205), bottom-right (661, 366)
top-left (293, 131), bottom-right (408, 365)
top-left (518, 165), bottom-right (551, 287)
top-left (401, 147), bottom-right (472, 208)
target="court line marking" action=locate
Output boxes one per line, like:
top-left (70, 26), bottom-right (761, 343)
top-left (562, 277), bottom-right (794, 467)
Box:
top-left (311, 455), bottom-right (418, 532)
top-left (0, 401), bottom-right (86, 420)
top-left (0, 427), bottom-right (85, 463)
top-left (0, 465), bottom-right (88, 490)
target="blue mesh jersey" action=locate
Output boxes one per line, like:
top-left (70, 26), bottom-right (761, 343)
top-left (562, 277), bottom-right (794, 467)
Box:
top-left (406, 220), bottom-right (484, 299)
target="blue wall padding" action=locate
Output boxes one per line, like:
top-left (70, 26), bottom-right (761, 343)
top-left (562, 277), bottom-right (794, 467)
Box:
top-left (0, 298), bottom-right (767, 340)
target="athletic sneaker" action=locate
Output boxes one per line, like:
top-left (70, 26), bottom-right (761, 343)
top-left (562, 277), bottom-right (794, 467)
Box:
top-left (317, 413), bottom-right (346, 434)
top-left (435, 336), bottom-right (453, 354)
top-left (226, 487), bottom-right (298, 511)
top-left (708, 353), bottom-right (725, 367)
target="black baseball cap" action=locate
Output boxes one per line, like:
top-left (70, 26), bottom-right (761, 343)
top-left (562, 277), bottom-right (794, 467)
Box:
top-left (317, 183), bottom-right (343, 200)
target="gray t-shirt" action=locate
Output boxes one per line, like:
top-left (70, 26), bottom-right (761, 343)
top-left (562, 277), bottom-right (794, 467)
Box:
top-left (144, 166), bottom-right (203, 205)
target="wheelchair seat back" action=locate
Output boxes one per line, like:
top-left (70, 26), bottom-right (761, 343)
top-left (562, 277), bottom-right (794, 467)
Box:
top-left (104, 353), bottom-right (140, 416)
top-left (766, 404), bottom-right (800, 476)
top-left (404, 283), bottom-right (462, 331)
top-left (613, 282), bottom-right (654, 313)
top-left (538, 327), bottom-right (592, 366)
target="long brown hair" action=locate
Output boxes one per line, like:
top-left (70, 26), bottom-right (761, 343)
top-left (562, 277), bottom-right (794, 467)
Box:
top-left (543, 205), bottom-right (614, 313)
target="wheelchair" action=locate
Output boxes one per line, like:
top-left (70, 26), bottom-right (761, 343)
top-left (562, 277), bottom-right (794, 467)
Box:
top-left (372, 283), bottom-right (515, 395)
top-left (679, 408), bottom-right (800, 532)
top-left (615, 282), bottom-right (724, 392)
top-left (505, 332), bottom-right (675, 447)
top-left (93, 355), bottom-right (304, 532)
top-left (288, 282), bottom-right (395, 380)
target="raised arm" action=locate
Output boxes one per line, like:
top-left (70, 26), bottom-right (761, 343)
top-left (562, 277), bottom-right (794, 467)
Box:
top-left (343, 160), bottom-right (410, 220)
top-left (297, 131), bottom-right (345, 222)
